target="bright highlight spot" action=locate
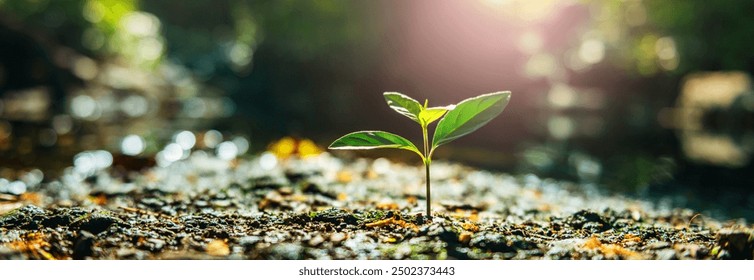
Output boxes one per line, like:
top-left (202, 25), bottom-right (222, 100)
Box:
top-left (259, 152), bottom-right (278, 170)
top-left (74, 150), bottom-right (113, 175)
top-left (121, 135), bottom-right (146, 156)
top-left (216, 141), bottom-right (238, 160)
top-left (548, 116), bottom-right (575, 140)
top-left (175, 131), bottom-right (196, 150)
top-left (162, 143), bottom-right (184, 162)
top-left (71, 95), bottom-right (99, 120)
top-left (203, 130), bottom-right (223, 148)
top-left (579, 39), bottom-right (605, 64)
top-left (548, 84), bottom-right (577, 108)
top-left (232, 136), bottom-right (250, 155)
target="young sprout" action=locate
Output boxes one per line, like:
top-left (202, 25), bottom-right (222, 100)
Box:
top-left (329, 91), bottom-right (511, 218)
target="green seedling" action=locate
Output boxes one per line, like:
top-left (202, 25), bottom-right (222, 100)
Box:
top-left (329, 91), bottom-right (511, 217)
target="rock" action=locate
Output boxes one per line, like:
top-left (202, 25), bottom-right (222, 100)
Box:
top-left (330, 232), bottom-right (347, 243)
top-left (566, 210), bottom-right (611, 232)
top-left (268, 243), bottom-right (304, 260)
top-left (72, 231), bottom-right (96, 260)
top-left (139, 197), bottom-right (165, 208)
top-left (656, 249), bottom-right (677, 260)
top-left (308, 235), bottom-right (325, 247)
top-left (311, 208), bottom-right (357, 225)
top-left (716, 229), bottom-right (753, 259)
top-left (646, 241), bottom-right (671, 250)
top-left (210, 199), bottom-right (232, 207)
top-left (0, 205), bottom-right (45, 229)
top-left (146, 238), bottom-right (166, 252)
top-left (42, 207), bottom-right (87, 228)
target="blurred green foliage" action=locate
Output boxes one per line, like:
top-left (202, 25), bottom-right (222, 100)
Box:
top-left (589, 0), bottom-right (754, 75)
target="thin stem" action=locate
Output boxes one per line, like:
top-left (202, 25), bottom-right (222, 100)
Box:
top-left (425, 160), bottom-right (430, 218)
top-left (422, 124), bottom-right (431, 218)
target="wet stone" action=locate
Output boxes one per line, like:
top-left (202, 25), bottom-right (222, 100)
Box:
top-left (566, 210), bottom-right (611, 232)
top-left (0, 205), bottom-right (46, 229)
top-left (42, 208), bottom-right (88, 228)
top-left (311, 208), bottom-right (357, 225)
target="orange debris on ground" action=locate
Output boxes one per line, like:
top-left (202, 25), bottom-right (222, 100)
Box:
top-left (89, 193), bottom-right (108, 206)
top-left (206, 239), bottom-right (230, 257)
top-left (622, 233), bottom-right (643, 244)
top-left (19, 192), bottom-right (43, 205)
top-left (406, 196), bottom-right (417, 205)
top-left (365, 216), bottom-right (419, 232)
top-left (336, 171), bottom-right (353, 183)
top-left (582, 236), bottom-right (643, 260)
top-left (449, 209), bottom-right (480, 222)
top-left (5, 232), bottom-right (56, 260)
top-left (337, 193), bottom-right (348, 201)
top-left (458, 231), bottom-right (473, 244)
top-left (375, 202), bottom-right (399, 210)
top-left (461, 222), bottom-right (479, 232)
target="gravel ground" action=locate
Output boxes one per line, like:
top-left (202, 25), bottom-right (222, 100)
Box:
top-left (1, 151), bottom-right (752, 260)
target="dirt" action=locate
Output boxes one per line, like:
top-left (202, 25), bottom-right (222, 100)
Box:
top-left (1, 152), bottom-right (752, 260)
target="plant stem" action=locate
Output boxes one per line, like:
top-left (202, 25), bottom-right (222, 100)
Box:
top-left (425, 160), bottom-right (430, 218)
top-left (422, 124), bottom-right (431, 218)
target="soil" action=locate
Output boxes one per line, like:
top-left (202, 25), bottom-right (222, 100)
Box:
top-left (1, 152), bottom-right (752, 260)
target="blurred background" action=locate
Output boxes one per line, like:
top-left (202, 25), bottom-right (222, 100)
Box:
top-left (1, 0), bottom-right (753, 220)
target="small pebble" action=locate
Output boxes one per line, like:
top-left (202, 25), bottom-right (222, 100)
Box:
top-left (330, 232), bottom-right (347, 243)
top-left (308, 235), bottom-right (325, 247)
top-left (656, 249), bottom-right (677, 260)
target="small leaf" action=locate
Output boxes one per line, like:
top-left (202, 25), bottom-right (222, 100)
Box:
top-left (432, 91), bottom-right (511, 149)
top-left (418, 106), bottom-right (449, 126)
top-left (384, 92), bottom-right (423, 124)
top-left (329, 131), bottom-right (423, 159)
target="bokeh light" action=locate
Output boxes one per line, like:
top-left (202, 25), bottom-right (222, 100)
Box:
top-left (121, 134), bottom-right (146, 156)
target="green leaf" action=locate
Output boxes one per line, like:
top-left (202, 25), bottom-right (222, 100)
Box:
top-left (432, 91), bottom-right (511, 149)
top-left (384, 92), bottom-right (423, 124)
top-left (329, 130), bottom-right (423, 159)
top-left (418, 106), bottom-right (449, 126)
